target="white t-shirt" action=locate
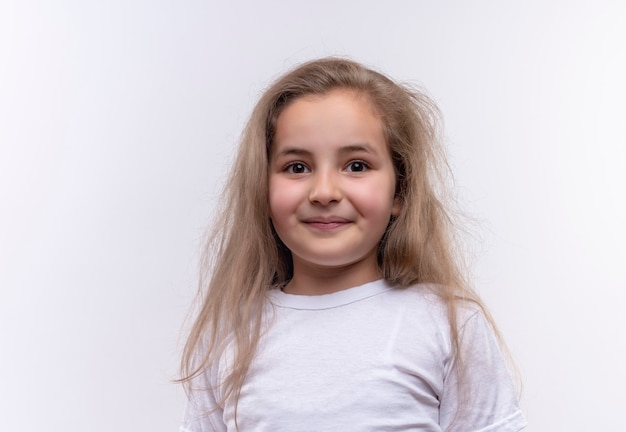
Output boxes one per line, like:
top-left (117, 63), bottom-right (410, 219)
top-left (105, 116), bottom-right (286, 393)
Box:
top-left (181, 280), bottom-right (526, 431)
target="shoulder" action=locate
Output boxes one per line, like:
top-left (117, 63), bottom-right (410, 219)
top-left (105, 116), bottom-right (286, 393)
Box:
top-left (384, 283), bottom-right (483, 325)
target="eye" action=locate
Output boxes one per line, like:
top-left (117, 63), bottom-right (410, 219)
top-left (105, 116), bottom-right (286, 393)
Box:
top-left (285, 162), bottom-right (309, 174)
top-left (345, 161), bottom-right (369, 172)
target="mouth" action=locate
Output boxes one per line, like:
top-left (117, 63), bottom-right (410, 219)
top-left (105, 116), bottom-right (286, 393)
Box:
top-left (301, 217), bottom-right (352, 230)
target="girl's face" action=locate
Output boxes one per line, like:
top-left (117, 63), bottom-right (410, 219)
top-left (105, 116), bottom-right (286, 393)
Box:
top-left (269, 89), bottom-right (401, 284)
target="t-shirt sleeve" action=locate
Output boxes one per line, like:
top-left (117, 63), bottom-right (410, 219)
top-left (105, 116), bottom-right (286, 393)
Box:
top-left (179, 365), bottom-right (227, 432)
top-left (439, 309), bottom-right (527, 432)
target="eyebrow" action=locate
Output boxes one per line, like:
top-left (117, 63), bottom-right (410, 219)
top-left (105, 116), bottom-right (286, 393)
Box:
top-left (274, 144), bottom-right (378, 158)
top-left (339, 144), bottom-right (377, 155)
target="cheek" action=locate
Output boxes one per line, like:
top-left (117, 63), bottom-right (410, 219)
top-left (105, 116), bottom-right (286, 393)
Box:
top-left (353, 179), bottom-right (397, 215)
top-left (268, 191), bottom-right (279, 221)
top-left (268, 178), bottom-right (298, 220)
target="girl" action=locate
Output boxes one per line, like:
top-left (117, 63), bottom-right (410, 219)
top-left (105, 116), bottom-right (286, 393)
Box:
top-left (179, 58), bottom-right (526, 431)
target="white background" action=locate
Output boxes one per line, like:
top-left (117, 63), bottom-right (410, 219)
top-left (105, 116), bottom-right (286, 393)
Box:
top-left (1, 1), bottom-right (625, 431)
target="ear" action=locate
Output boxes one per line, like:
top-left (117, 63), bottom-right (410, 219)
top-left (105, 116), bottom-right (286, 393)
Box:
top-left (391, 195), bottom-right (402, 216)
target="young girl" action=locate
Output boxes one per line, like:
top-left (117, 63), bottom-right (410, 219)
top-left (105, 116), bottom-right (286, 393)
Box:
top-left (179, 58), bottom-right (526, 431)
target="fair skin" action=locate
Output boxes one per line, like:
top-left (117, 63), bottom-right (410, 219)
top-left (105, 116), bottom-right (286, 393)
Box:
top-left (269, 88), bottom-right (401, 295)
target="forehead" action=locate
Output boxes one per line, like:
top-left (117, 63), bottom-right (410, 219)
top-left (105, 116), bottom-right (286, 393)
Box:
top-left (271, 89), bottom-right (385, 154)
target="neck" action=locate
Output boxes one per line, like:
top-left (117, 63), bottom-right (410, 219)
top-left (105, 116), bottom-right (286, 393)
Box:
top-left (284, 256), bottom-right (382, 295)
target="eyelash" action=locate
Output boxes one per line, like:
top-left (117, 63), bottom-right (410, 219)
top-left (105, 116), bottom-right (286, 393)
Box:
top-left (284, 162), bottom-right (310, 174)
top-left (345, 160), bottom-right (369, 172)
top-left (283, 160), bottom-right (370, 174)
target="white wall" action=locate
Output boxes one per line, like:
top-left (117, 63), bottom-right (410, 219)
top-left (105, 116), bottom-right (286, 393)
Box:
top-left (1, 1), bottom-right (624, 430)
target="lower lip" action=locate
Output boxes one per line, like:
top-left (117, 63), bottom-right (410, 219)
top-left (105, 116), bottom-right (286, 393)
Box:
top-left (305, 222), bottom-right (349, 230)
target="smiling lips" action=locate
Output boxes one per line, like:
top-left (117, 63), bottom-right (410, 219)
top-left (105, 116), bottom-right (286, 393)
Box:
top-left (302, 217), bottom-right (352, 230)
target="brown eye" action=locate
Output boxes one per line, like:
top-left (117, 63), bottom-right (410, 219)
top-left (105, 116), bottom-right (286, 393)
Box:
top-left (346, 161), bottom-right (368, 172)
top-left (286, 162), bottom-right (309, 174)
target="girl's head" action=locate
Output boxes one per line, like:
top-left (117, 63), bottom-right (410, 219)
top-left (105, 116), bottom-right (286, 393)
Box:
top-left (232, 57), bottom-right (451, 288)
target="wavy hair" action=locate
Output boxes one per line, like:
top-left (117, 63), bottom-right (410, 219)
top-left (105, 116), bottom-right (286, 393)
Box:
top-left (179, 57), bottom-right (503, 425)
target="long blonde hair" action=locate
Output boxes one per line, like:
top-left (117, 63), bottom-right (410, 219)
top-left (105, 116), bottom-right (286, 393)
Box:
top-left (180, 57), bottom-right (502, 419)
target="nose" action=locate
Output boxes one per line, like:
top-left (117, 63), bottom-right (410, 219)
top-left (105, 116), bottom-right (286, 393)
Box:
top-left (308, 169), bottom-right (342, 206)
